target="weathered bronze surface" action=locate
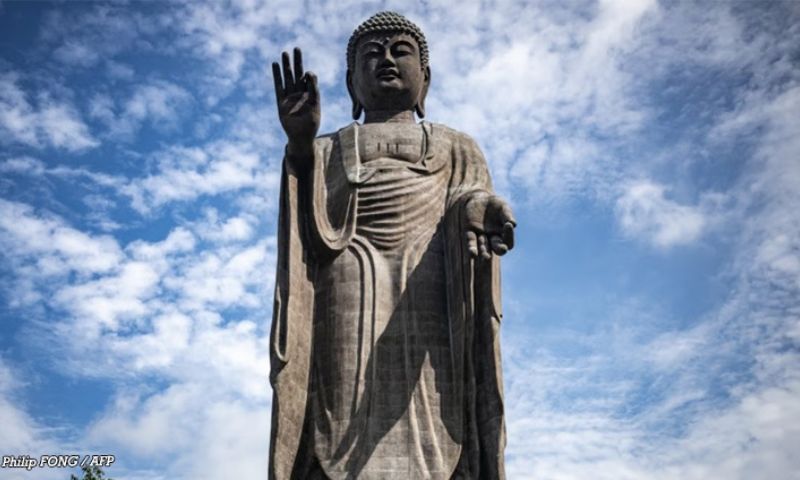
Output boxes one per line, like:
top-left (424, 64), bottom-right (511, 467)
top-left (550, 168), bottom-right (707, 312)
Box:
top-left (269, 11), bottom-right (516, 479)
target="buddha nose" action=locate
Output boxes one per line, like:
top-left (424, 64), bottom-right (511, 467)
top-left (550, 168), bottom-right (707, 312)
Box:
top-left (379, 49), bottom-right (396, 66)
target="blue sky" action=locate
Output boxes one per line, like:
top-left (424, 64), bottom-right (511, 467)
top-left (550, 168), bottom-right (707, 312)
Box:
top-left (0, 1), bottom-right (798, 479)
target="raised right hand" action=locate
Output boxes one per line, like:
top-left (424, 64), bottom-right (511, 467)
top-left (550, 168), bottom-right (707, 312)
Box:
top-left (272, 47), bottom-right (320, 156)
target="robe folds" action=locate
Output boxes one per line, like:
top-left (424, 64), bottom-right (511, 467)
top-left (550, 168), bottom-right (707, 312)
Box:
top-left (269, 121), bottom-right (506, 480)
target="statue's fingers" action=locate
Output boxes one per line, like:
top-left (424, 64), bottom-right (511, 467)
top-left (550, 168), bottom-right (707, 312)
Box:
top-left (478, 234), bottom-right (492, 260)
top-left (465, 230), bottom-right (478, 257)
top-left (503, 222), bottom-right (515, 250)
top-left (490, 234), bottom-right (509, 256)
top-left (293, 47), bottom-right (304, 82)
top-left (271, 62), bottom-right (284, 102)
top-left (500, 202), bottom-right (516, 227)
top-left (305, 71), bottom-right (319, 103)
top-left (281, 51), bottom-right (295, 93)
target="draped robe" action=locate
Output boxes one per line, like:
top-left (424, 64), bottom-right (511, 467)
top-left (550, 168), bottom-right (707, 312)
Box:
top-left (269, 121), bottom-right (506, 479)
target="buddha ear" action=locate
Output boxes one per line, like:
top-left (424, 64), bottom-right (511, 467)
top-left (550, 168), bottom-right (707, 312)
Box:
top-left (415, 66), bottom-right (431, 119)
top-left (346, 70), bottom-right (363, 120)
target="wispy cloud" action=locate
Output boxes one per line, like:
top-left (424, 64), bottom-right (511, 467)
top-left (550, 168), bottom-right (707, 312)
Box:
top-left (121, 140), bottom-right (278, 214)
top-left (0, 358), bottom-right (64, 480)
top-left (615, 180), bottom-right (708, 249)
top-left (0, 199), bottom-right (122, 279)
top-left (90, 80), bottom-right (194, 140)
top-left (502, 2), bottom-right (800, 474)
top-left (0, 195), bottom-right (275, 476)
top-left (0, 72), bottom-right (98, 151)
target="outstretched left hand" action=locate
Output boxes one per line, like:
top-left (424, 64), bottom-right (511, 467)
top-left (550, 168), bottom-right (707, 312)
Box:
top-left (463, 192), bottom-right (516, 259)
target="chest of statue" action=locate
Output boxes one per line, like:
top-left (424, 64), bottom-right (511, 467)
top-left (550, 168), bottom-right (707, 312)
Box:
top-left (350, 123), bottom-right (447, 252)
top-left (357, 122), bottom-right (425, 164)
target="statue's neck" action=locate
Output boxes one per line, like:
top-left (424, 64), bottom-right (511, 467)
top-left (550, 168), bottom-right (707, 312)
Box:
top-left (363, 110), bottom-right (416, 124)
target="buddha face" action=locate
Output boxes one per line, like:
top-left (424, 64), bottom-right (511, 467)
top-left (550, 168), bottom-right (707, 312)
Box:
top-left (349, 32), bottom-right (430, 114)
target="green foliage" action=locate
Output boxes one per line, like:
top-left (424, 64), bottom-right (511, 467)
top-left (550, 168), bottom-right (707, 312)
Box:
top-left (70, 465), bottom-right (113, 480)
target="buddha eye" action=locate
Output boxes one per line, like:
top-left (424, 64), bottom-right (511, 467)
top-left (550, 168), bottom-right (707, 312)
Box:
top-left (360, 42), bottom-right (385, 58)
top-left (393, 43), bottom-right (414, 56)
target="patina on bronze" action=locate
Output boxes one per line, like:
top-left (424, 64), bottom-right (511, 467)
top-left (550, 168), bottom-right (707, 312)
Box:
top-left (268, 11), bottom-right (516, 480)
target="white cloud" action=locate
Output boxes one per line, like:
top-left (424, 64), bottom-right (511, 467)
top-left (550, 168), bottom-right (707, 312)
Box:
top-left (124, 81), bottom-right (192, 129)
top-left (191, 209), bottom-right (256, 243)
top-left (0, 156), bottom-right (47, 175)
top-left (88, 383), bottom-right (201, 458)
top-left (0, 360), bottom-right (40, 452)
top-left (106, 60), bottom-right (136, 80)
top-left (178, 397), bottom-right (269, 480)
top-left (165, 242), bottom-right (269, 312)
top-left (1, 197), bottom-right (275, 477)
top-left (40, 4), bottom-right (151, 71)
top-left (127, 227), bottom-right (197, 260)
top-left (418, 0), bottom-right (657, 201)
top-left (88, 93), bottom-right (116, 125)
top-left (0, 197), bottom-right (271, 364)
top-left (171, 0), bottom-right (304, 103)
top-left (502, 296), bottom-right (800, 479)
top-left (53, 40), bottom-right (101, 67)
top-left (121, 140), bottom-right (278, 213)
top-left (0, 359), bottom-right (63, 480)
top-left (615, 180), bottom-right (707, 248)
top-left (54, 260), bottom-right (160, 335)
top-left (503, 3), bottom-right (800, 476)
top-left (0, 199), bottom-right (123, 281)
top-left (87, 381), bottom-right (270, 479)
top-left (657, 381), bottom-right (800, 480)
top-left (90, 80), bottom-right (194, 140)
top-left (0, 73), bottom-right (98, 151)
top-left (0, 156), bottom-right (126, 234)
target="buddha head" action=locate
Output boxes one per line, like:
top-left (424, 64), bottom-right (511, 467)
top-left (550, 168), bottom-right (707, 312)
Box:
top-left (346, 11), bottom-right (431, 120)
